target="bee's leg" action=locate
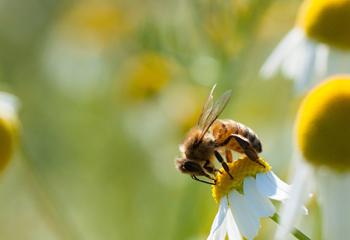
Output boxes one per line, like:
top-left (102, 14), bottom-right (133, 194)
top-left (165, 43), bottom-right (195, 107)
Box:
top-left (191, 175), bottom-right (216, 185)
top-left (225, 149), bottom-right (233, 163)
top-left (231, 134), bottom-right (265, 168)
top-left (215, 134), bottom-right (235, 147)
top-left (203, 160), bottom-right (222, 175)
top-left (214, 151), bottom-right (233, 179)
top-left (202, 171), bottom-right (216, 181)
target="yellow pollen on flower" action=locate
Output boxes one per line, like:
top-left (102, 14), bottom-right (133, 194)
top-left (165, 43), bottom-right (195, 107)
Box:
top-left (296, 76), bottom-right (350, 172)
top-left (212, 156), bottom-right (271, 203)
top-left (297, 0), bottom-right (350, 50)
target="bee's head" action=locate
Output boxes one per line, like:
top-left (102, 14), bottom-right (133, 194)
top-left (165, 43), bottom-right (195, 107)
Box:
top-left (175, 158), bottom-right (203, 175)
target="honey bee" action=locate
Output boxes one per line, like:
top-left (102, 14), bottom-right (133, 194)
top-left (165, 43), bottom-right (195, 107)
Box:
top-left (175, 85), bottom-right (264, 185)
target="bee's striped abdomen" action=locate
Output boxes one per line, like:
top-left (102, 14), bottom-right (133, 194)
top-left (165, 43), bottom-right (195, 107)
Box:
top-left (212, 119), bottom-right (262, 153)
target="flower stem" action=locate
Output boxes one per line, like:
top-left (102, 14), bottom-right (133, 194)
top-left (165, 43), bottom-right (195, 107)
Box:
top-left (270, 213), bottom-right (311, 240)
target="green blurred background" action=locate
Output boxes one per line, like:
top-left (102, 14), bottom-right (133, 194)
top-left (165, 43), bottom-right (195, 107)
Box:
top-left (0, 0), bottom-right (319, 239)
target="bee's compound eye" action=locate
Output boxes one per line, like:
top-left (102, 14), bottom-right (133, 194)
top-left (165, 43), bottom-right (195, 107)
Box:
top-left (183, 161), bottom-right (202, 173)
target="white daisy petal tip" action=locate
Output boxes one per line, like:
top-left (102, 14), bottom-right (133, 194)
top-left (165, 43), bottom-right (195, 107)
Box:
top-left (226, 210), bottom-right (243, 240)
top-left (0, 92), bottom-right (19, 111)
top-left (207, 197), bottom-right (228, 240)
top-left (255, 171), bottom-right (290, 201)
top-left (260, 28), bottom-right (306, 81)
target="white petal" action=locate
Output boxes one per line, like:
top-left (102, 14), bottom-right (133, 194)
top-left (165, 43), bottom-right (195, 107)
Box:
top-left (212, 219), bottom-right (227, 240)
top-left (229, 190), bottom-right (259, 240)
top-left (260, 28), bottom-right (305, 79)
top-left (244, 177), bottom-right (275, 218)
top-left (281, 37), bottom-right (306, 80)
top-left (0, 92), bottom-right (19, 119)
top-left (317, 170), bottom-right (350, 240)
top-left (326, 47), bottom-right (350, 76)
top-left (280, 35), bottom-right (317, 92)
top-left (274, 162), bottom-right (313, 240)
top-left (226, 209), bottom-right (243, 240)
top-left (207, 197), bottom-right (228, 240)
top-left (294, 41), bottom-right (317, 92)
top-left (256, 171), bottom-right (290, 201)
top-left (313, 44), bottom-right (329, 81)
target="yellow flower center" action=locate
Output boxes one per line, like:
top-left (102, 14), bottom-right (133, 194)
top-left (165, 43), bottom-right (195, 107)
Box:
top-left (0, 115), bottom-right (18, 173)
top-left (297, 0), bottom-right (350, 50)
top-left (212, 157), bottom-right (271, 203)
top-left (124, 53), bottom-right (174, 101)
top-left (61, 1), bottom-right (131, 47)
top-left (296, 76), bottom-right (350, 172)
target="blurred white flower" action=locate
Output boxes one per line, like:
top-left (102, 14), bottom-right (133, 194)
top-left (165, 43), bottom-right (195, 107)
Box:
top-left (276, 76), bottom-right (350, 239)
top-left (42, 1), bottom-right (132, 99)
top-left (261, 0), bottom-right (350, 92)
top-left (0, 92), bottom-right (19, 173)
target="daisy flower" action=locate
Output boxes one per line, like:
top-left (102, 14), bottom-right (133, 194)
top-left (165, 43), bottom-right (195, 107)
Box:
top-left (43, 1), bottom-right (133, 99)
top-left (261, 0), bottom-right (350, 92)
top-left (276, 76), bottom-right (350, 239)
top-left (121, 52), bottom-right (175, 103)
top-left (0, 92), bottom-right (19, 173)
top-left (208, 156), bottom-right (309, 240)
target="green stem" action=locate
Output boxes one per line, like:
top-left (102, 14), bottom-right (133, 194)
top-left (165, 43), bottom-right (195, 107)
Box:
top-left (270, 213), bottom-right (311, 240)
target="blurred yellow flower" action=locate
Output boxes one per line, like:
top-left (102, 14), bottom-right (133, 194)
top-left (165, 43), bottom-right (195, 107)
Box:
top-left (122, 52), bottom-right (176, 102)
top-left (276, 76), bottom-right (350, 240)
top-left (0, 93), bottom-right (19, 173)
top-left (59, 1), bottom-right (131, 48)
top-left (203, 1), bottom-right (244, 56)
top-left (297, 0), bottom-right (350, 50)
top-left (296, 76), bottom-right (350, 171)
top-left (205, 16), bottom-right (243, 56)
top-left (161, 84), bottom-right (209, 134)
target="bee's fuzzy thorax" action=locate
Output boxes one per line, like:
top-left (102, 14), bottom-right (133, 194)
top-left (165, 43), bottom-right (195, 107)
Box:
top-left (182, 127), bottom-right (202, 147)
top-left (182, 127), bottom-right (215, 161)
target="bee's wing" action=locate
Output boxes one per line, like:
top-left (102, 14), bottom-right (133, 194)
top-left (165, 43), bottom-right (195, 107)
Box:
top-left (197, 84), bottom-right (216, 129)
top-left (199, 89), bottom-right (232, 140)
